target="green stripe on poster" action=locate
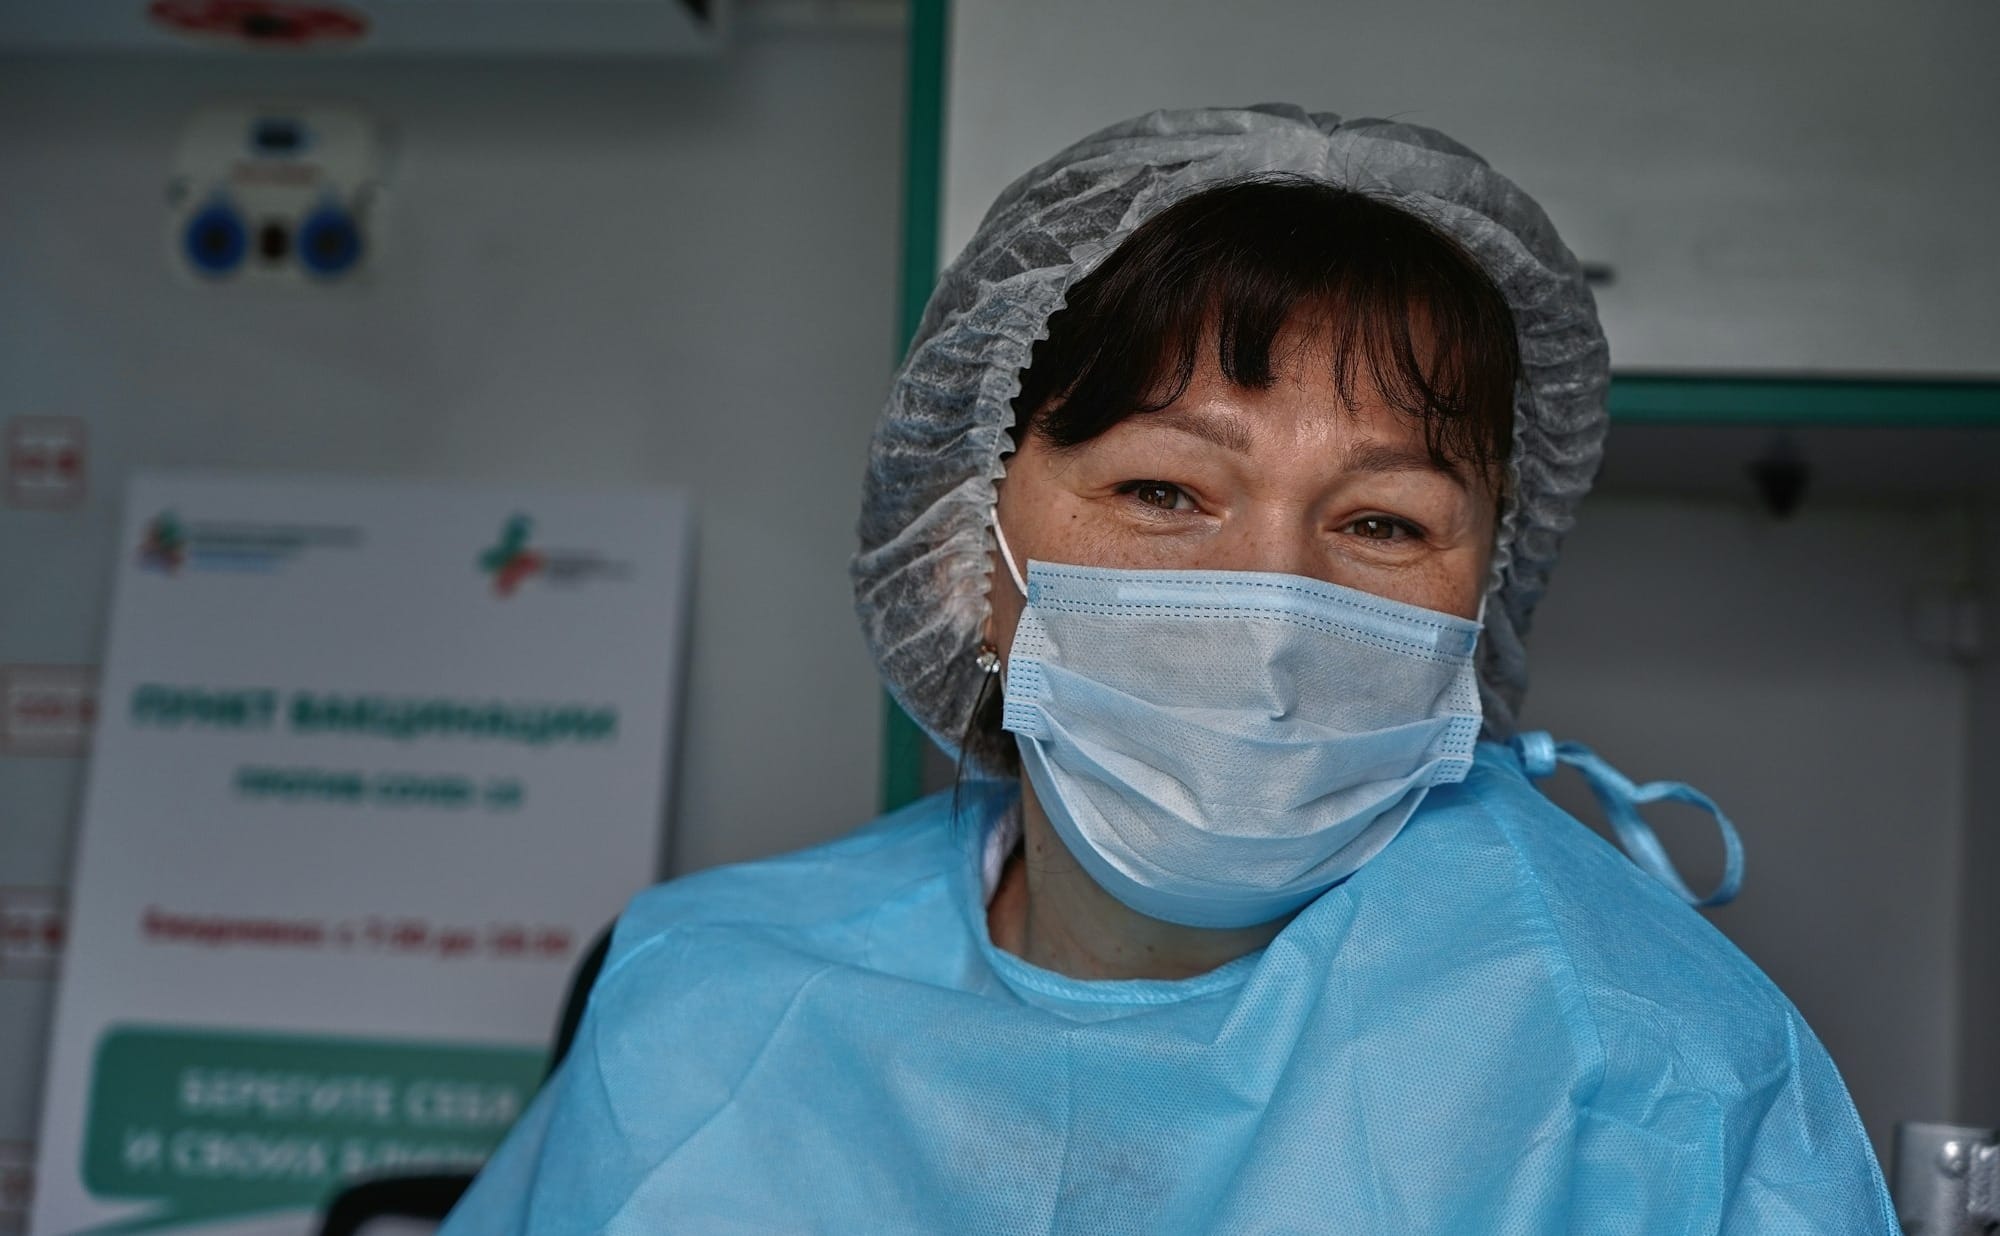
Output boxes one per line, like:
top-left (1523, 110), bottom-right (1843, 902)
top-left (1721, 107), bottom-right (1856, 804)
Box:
top-left (79, 1025), bottom-right (544, 1234)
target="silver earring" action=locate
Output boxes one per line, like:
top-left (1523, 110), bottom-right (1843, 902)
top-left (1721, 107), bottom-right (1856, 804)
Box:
top-left (975, 644), bottom-right (1002, 675)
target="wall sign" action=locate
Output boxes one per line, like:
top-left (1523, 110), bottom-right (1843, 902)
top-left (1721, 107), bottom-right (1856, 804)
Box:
top-left (1, 1140), bottom-right (33, 1236)
top-left (4, 417), bottom-right (87, 510)
top-left (0, 889), bottom-right (65, 981)
top-left (0, 666), bottom-right (97, 757)
top-left (31, 473), bottom-right (693, 1235)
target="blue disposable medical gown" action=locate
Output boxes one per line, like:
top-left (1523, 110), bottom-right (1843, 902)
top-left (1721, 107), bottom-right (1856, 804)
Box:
top-left (442, 742), bottom-right (1894, 1234)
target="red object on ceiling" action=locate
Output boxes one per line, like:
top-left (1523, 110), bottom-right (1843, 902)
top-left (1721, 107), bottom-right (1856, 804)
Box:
top-left (145, 0), bottom-right (370, 47)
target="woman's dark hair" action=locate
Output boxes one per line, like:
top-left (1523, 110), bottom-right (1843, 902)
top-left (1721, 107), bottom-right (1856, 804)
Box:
top-left (960, 175), bottom-right (1521, 779)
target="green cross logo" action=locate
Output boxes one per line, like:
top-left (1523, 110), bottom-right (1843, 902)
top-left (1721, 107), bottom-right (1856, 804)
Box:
top-left (478, 514), bottom-right (544, 596)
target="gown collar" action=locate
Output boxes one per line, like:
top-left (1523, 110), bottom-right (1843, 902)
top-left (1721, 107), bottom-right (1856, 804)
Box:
top-left (953, 781), bottom-right (1262, 1018)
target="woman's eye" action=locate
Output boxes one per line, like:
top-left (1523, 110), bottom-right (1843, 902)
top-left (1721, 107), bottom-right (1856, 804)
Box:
top-left (1345, 516), bottom-right (1421, 542)
top-left (1119, 481), bottom-right (1194, 511)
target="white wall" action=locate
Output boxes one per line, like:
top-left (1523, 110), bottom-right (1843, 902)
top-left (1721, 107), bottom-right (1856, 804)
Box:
top-left (0, 17), bottom-right (905, 1162)
top-left (943, 0), bottom-right (2000, 376)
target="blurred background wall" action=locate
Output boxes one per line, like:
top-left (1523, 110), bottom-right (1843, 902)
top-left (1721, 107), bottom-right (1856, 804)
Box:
top-left (0, 7), bottom-right (906, 1201)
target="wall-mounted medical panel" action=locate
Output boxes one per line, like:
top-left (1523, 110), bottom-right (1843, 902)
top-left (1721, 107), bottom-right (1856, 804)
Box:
top-left (168, 104), bottom-right (380, 287)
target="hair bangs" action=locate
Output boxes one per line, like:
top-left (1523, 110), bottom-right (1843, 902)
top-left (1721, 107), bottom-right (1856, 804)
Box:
top-left (1013, 176), bottom-right (1519, 482)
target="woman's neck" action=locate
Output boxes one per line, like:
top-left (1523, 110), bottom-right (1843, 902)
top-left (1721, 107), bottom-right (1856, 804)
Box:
top-left (985, 778), bottom-right (1292, 981)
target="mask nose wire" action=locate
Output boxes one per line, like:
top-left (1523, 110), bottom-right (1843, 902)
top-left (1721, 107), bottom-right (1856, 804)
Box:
top-left (990, 509), bottom-right (1029, 599)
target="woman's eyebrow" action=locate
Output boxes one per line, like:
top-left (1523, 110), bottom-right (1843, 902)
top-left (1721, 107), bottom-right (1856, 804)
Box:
top-left (1343, 440), bottom-right (1469, 487)
top-left (1137, 406), bottom-right (1255, 453)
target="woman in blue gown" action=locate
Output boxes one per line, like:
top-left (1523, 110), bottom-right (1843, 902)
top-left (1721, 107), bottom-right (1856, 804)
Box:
top-left (441, 105), bottom-right (1895, 1234)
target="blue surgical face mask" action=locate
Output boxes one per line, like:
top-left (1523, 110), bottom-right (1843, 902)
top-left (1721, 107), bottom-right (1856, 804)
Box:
top-left (992, 517), bottom-right (1485, 929)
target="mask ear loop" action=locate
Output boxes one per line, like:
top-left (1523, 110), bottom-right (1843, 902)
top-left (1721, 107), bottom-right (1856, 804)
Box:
top-left (974, 511), bottom-right (1029, 678)
top-left (990, 509), bottom-right (1029, 599)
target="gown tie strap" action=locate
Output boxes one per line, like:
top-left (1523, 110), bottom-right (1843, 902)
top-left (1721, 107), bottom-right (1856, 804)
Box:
top-left (1513, 731), bottom-right (1745, 908)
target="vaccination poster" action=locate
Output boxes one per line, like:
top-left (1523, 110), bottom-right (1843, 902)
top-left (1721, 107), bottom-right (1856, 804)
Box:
top-left (30, 474), bottom-right (693, 1235)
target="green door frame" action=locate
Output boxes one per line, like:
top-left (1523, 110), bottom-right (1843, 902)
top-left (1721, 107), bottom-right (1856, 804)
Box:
top-left (880, 0), bottom-right (951, 813)
top-left (878, 0), bottom-right (2000, 811)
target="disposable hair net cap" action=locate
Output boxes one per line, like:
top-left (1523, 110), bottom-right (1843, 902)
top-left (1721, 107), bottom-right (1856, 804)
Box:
top-left (853, 105), bottom-right (1610, 763)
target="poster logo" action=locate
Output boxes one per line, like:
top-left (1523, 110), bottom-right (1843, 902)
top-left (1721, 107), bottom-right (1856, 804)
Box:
top-left (477, 515), bottom-right (545, 597)
top-left (477, 515), bottom-right (629, 597)
top-left (136, 510), bottom-right (361, 576)
top-left (138, 513), bottom-right (188, 574)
